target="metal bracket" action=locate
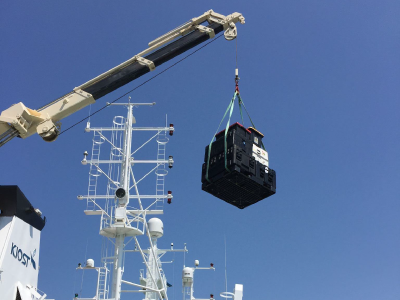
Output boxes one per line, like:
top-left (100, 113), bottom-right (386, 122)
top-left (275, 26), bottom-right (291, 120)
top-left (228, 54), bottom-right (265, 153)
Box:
top-left (135, 56), bottom-right (156, 71)
top-left (196, 25), bottom-right (215, 38)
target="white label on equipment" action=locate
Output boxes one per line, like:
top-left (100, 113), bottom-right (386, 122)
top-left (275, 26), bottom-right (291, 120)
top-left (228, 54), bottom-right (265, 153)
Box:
top-left (252, 144), bottom-right (269, 167)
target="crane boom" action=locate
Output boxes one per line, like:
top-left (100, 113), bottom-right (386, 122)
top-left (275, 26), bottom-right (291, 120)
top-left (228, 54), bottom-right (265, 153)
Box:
top-left (0, 10), bottom-right (244, 147)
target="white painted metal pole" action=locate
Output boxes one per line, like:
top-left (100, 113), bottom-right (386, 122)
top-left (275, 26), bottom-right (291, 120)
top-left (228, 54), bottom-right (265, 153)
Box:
top-left (147, 241), bottom-right (157, 300)
top-left (145, 237), bottom-right (158, 300)
top-left (121, 104), bottom-right (133, 204)
top-left (111, 104), bottom-right (133, 299)
top-left (111, 234), bottom-right (125, 299)
top-left (191, 277), bottom-right (194, 300)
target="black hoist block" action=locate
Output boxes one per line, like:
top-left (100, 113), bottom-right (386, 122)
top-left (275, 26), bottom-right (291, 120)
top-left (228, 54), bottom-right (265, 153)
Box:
top-left (201, 123), bottom-right (276, 209)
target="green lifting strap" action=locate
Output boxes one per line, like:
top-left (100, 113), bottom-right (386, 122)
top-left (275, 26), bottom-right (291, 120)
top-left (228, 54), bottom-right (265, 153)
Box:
top-left (205, 91), bottom-right (265, 183)
top-left (224, 92), bottom-right (236, 172)
top-left (205, 91), bottom-right (238, 183)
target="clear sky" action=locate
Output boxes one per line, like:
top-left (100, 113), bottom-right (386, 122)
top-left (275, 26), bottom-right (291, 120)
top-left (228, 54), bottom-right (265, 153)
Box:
top-left (1, 1), bottom-right (399, 300)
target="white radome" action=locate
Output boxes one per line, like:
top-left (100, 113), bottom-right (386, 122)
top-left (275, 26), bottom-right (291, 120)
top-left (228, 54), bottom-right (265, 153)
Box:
top-left (148, 218), bottom-right (164, 238)
top-left (86, 259), bottom-right (94, 268)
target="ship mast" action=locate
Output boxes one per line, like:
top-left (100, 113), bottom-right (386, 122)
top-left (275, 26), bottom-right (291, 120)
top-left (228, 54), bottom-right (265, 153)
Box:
top-left (77, 101), bottom-right (182, 300)
top-left (110, 101), bottom-right (133, 299)
top-left (75, 101), bottom-right (244, 300)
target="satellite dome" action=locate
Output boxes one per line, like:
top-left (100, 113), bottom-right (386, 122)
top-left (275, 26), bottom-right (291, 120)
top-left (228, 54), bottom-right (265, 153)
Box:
top-left (86, 259), bottom-right (94, 268)
top-left (148, 218), bottom-right (163, 238)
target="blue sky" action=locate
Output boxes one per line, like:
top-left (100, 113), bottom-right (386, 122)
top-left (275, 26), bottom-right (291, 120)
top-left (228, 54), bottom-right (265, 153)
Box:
top-left (1, 1), bottom-right (399, 299)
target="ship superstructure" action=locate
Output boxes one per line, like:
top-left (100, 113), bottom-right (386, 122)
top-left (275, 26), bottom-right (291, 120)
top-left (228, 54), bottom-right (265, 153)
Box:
top-left (0, 186), bottom-right (47, 300)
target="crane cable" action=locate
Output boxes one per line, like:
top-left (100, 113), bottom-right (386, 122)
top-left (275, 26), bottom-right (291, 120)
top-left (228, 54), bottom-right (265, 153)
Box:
top-left (59, 33), bottom-right (225, 136)
top-left (235, 36), bottom-right (245, 127)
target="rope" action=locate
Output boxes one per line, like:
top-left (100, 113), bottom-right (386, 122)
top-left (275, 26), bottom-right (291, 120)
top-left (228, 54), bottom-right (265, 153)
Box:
top-left (59, 33), bottom-right (224, 136)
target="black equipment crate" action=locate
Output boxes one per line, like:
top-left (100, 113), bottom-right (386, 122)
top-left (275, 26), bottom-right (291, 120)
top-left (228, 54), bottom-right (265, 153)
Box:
top-left (201, 123), bottom-right (276, 209)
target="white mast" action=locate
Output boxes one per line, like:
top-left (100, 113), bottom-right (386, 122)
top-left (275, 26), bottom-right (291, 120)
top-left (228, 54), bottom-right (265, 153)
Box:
top-left (77, 102), bottom-right (181, 300)
top-left (110, 102), bottom-right (132, 299)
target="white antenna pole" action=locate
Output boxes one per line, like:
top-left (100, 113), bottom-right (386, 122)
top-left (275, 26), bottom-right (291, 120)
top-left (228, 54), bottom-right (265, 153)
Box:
top-left (110, 104), bottom-right (133, 299)
top-left (146, 235), bottom-right (159, 300)
top-left (121, 104), bottom-right (133, 199)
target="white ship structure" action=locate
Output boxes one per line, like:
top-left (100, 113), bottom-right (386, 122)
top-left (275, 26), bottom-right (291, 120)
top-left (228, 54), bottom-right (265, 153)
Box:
top-left (0, 186), bottom-right (47, 300)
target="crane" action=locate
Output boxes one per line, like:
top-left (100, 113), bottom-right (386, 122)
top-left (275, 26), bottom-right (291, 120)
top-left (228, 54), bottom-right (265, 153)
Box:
top-left (0, 10), bottom-right (244, 147)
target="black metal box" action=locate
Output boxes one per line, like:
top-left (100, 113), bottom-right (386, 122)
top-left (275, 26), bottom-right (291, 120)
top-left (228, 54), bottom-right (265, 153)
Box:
top-left (201, 123), bottom-right (276, 209)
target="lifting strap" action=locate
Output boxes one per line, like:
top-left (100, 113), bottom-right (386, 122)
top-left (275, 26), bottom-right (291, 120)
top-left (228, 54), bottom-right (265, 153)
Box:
top-left (205, 91), bottom-right (238, 183)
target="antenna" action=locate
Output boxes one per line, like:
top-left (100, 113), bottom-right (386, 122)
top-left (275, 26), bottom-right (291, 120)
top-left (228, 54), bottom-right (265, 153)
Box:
top-left (225, 235), bottom-right (228, 294)
top-left (184, 243), bottom-right (186, 267)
